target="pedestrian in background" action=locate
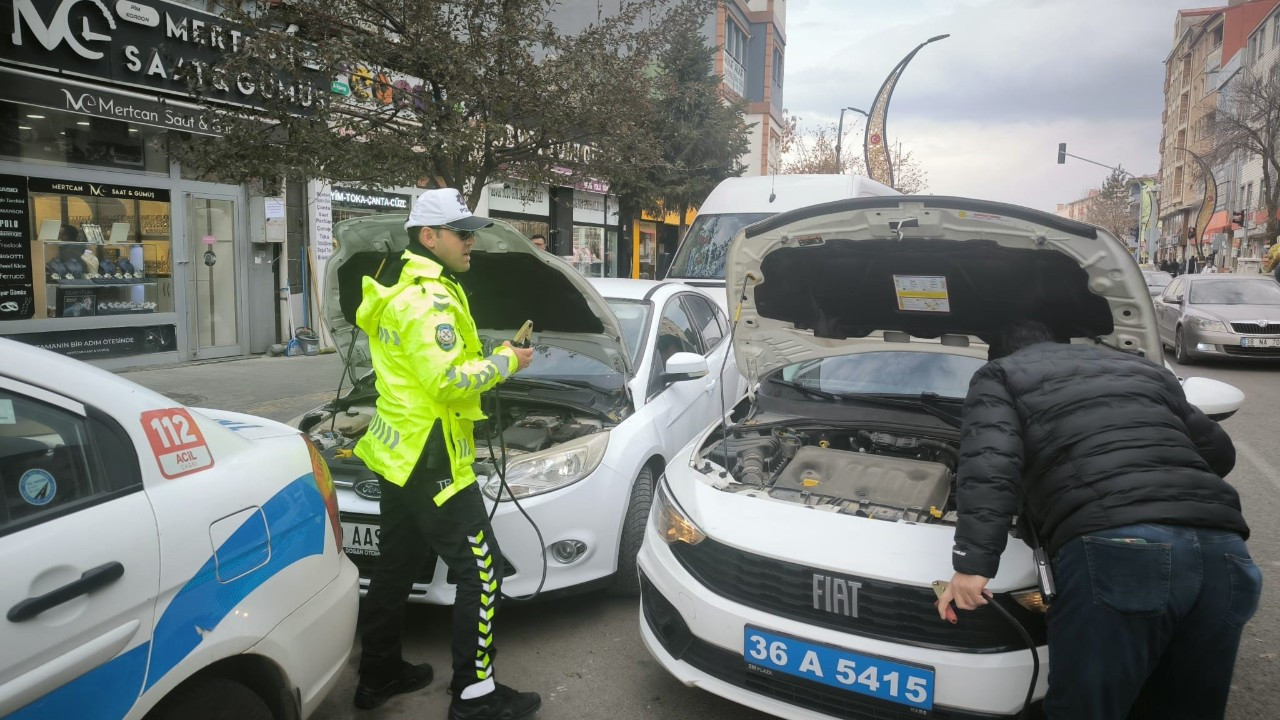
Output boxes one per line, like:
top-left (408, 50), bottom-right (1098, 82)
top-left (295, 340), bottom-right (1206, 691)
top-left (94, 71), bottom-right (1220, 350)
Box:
top-left (937, 319), bottom-right (1260, 720)
top-left (530, 233), bottom-right (547, 252)
top-left (352, 188), bottom-right (541, 720)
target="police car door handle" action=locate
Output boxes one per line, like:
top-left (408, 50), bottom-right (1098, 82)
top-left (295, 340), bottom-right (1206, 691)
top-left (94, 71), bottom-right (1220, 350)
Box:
top-left (7, 561), bottom-right (125, 623)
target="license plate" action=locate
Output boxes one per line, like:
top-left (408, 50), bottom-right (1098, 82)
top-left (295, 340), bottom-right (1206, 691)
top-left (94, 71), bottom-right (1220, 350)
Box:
top-left (1241, 337), bottom-right (1280, 347)
top-left (744, 626), bottom-right (934, 712)
top-left (342, 521), bottom-right (381, 556)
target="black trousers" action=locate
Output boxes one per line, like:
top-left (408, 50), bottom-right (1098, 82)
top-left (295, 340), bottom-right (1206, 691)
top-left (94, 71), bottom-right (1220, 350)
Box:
top-left (358, 454), bottom-right (503, 694)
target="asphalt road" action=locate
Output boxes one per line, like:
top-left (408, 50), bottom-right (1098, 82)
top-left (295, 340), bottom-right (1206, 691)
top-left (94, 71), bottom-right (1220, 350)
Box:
top-left (123, 353), bottom-right (1280, 720)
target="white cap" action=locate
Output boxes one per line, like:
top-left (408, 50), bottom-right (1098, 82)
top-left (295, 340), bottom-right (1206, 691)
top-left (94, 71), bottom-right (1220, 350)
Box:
top-left (404, 188), bottom-right (494, 232)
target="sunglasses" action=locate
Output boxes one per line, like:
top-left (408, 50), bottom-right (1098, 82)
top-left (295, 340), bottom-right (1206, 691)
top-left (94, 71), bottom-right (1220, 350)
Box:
top-left (432, 226), bottom-right (475, 240)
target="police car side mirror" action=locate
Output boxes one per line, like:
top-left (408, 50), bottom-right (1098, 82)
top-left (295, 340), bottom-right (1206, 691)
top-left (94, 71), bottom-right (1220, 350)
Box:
top-left (1182, 376), bottom-right (1244, 421)
top-left (663, 352), bottom-right (710, 382)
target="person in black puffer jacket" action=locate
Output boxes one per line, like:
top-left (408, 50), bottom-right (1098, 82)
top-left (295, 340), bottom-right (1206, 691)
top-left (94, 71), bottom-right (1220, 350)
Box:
top-left (935, 320), bottom-right (1261, 720)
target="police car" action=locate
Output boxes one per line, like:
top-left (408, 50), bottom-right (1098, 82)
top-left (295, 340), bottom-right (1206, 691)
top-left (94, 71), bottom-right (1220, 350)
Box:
top-left (0, 339), bottom-right (357, 719)
top-left (638, 196), bottom-right (1246, 719)
top-left (296, 215), bottom-right (740, 602)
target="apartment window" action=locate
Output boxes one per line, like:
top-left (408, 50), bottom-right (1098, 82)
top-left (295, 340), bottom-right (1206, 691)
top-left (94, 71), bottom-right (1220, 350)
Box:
top-left (1273, 14), bottom-right (1279, 47)
top-left (1245, 183), bottom-right (1254, 213)
top-left (772, 48), bottom-right (784, 86)
top-left (726, 21), bottom-right (748, 66)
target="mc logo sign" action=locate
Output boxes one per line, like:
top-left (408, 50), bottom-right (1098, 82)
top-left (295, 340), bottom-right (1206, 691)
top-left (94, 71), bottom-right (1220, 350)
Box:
top-left (10, 0), bottom-right (117, 61)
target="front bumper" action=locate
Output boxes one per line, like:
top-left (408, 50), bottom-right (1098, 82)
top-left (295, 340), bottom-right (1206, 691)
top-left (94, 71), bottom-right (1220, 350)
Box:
top-left (1182, 325), bottom-right (1280, 360)
top-left (637, 535), bottom-right (1047, 719)
top-left (338, 463), bottom-right (630, 603)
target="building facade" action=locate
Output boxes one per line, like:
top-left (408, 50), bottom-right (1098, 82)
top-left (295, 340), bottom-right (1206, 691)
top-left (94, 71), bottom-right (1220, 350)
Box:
top-left (0, 0), bottom-right (299, 366)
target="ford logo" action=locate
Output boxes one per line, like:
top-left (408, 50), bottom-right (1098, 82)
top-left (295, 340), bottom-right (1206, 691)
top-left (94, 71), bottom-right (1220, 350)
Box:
top-left (354, 478), bottom-right (382, 501)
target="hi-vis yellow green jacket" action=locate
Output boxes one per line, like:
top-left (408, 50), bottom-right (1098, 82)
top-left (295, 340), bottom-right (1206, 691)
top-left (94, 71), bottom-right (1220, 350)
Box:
top-left (353, 250), bottom-right (518, 505)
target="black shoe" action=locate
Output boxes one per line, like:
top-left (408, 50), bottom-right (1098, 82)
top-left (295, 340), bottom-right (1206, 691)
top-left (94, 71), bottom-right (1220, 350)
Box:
top-left (354, 662), bottom-right (434, 710)
top-left (448, 683), bottom-right (542, 720)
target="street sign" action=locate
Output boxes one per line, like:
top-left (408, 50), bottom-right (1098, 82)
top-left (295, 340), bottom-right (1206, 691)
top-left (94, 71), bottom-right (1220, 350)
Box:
top-left (331, 81), bottom-right (351, 96)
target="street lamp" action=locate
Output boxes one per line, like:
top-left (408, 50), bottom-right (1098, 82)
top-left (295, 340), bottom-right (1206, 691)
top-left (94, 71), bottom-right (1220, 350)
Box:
top-left (835, 106), bottom-right (868, 173)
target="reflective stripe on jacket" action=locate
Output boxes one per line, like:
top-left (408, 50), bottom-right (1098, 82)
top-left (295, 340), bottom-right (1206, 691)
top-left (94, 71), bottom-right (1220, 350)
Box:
top-left (353, 250), bottom-right (517, 504)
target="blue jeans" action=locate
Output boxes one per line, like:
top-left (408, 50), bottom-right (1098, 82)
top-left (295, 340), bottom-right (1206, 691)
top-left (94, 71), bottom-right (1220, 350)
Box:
top-left (1044, 524), bottom-right (1262, 720)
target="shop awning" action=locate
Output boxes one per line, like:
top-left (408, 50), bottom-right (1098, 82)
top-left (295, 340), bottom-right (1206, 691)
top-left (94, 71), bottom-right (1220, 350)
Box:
top-left (1202, 210), bottom-right (1229, 237)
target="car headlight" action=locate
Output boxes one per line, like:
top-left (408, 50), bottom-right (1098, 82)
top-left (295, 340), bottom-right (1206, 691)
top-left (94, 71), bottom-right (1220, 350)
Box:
top-left (654, 481), bottom-right (705, 546)
top-left (1188, 316), bottom-right (1228, 332)
top-left (1011, 588), bottom-right (1048, 613)
top-left (481, 431), bottom-right (609, 501)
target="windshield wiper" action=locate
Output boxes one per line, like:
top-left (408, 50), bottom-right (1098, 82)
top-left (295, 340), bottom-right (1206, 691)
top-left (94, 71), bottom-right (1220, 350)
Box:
top-left (501, 376), bottom-right (586, 393)
top-left (838, 392), bottom-right (963, 428)
top-left (767, 377), bottom-right (843, 401)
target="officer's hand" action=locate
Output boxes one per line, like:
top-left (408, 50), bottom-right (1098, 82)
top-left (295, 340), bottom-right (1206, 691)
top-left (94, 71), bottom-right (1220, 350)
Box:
top-left (503, 341), bottom-right (534, 372)
top-left (937, 572), bottom-right (990, 617)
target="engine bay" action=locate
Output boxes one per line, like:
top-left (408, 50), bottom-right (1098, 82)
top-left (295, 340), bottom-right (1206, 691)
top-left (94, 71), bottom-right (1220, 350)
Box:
top-left (304, 395), bottom-right (609, 465)
top-left (700, 425), bottom-right (960, 524)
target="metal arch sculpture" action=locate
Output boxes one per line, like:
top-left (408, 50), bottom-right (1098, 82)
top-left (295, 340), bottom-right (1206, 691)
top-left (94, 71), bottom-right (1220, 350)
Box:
top-left (1174, 146), bottom-right (1216, 261)
top-left (864, 34), bottom-right (950, 190)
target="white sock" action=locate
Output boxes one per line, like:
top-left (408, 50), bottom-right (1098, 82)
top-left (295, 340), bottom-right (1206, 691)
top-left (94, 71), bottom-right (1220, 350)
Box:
top-left (460, 677), bottom-right (495, 700)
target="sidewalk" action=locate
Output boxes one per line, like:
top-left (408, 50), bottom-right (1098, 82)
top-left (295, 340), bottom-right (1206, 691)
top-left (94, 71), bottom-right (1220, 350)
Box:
top-left (118, 352), bottom-right (347, 423)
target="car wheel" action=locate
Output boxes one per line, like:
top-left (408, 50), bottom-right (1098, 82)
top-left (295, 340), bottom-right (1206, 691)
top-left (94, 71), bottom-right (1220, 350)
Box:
top-left (147, 677), bottom-right (272, 720)
top-left (1175, 326), bottom-right (1196, 365)
top-left (608, 465), bottom-right (655, 597)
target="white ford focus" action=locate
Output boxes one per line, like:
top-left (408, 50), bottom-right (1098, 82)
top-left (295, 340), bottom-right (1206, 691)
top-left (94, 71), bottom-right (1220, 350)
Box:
top-left (296, 215), bottom-right (740, 602)
top-left (638, 196), bottom-right (1245, 719)
top-left (0, 339), bottom-right (357, 720)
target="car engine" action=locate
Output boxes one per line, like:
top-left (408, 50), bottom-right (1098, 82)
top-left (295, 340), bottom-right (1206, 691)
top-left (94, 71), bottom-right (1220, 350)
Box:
top-left (701, 427), bottom-right (959, 523)
top-left (305, 398), bottom-right (606, 462)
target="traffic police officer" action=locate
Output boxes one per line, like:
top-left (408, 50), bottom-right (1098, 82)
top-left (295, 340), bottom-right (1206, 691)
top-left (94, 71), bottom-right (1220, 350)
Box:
top-left (352, 188), bottom-right (540, 720)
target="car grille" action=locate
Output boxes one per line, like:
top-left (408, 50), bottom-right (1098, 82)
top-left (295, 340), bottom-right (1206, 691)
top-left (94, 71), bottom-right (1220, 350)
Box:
top-left (340, 512), bottom-right (516, 585)
top-left (670, 538), bottom-right (1045, 653)
top-left (1230, 322), bottom-right (1280, 334)
top-left (641, 574), bottom-right (1044, 720)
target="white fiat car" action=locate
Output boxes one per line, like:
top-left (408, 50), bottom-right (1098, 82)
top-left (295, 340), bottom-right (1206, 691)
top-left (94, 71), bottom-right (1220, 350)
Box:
top-left (638, 197), bottom-right (1245, 719)
top-left (296, 215), bottom-right (740, 602)
top-left (1, 339), bottom-right (357, 720)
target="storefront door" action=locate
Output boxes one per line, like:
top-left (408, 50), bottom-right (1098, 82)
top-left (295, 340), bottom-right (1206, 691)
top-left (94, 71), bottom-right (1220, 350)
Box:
top-left (185, 195), bottom-right (243, 359)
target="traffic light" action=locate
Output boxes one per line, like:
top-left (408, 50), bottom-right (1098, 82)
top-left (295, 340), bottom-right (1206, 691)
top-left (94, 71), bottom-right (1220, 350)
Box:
top-left (1057, 143), bottom-right (1067, 164)
top-left (1231, 210), bottom-right (1245, 227)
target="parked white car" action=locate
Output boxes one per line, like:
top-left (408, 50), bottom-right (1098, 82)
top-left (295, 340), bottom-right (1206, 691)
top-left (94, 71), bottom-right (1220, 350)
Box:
top-left (296, 215), bottom-right (740, 601)
top-left (0, 339), bottom-right (356, 720)
top-left (638, 196), bottom-right (1245, 719)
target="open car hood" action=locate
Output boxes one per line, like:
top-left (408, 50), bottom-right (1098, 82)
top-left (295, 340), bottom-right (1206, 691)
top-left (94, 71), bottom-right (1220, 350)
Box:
top-left (324, 214), bottom-right (630, 378)
top-left (726, 196), bottom-right (1163, 382)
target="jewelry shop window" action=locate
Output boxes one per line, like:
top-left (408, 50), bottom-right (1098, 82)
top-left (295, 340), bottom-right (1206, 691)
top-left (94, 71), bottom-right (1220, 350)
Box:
top-left (27, 179), bottom-right (174, 321)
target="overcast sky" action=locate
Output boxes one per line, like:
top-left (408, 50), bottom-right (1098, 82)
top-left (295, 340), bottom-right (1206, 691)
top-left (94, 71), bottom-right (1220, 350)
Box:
top-left (784, 0), bottom-right (1194, 211)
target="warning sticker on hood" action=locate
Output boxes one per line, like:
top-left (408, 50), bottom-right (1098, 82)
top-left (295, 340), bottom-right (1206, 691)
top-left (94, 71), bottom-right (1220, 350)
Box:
top-left (894, 275), bottom-right (950, 313)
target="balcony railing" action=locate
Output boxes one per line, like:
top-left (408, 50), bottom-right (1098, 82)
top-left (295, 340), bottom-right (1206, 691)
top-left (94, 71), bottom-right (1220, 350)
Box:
top-left (723, 54), bottom-right (746, 97)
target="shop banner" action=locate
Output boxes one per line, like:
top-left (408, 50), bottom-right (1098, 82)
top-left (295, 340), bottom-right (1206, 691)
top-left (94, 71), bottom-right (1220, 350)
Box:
top-left (331, 187), bottom-right (410, 212)
top-left (26, 177), bottom-right (169, 202)
top-left (1, 67), bottom-right (221, 136)
top-left (488, 180), bottom-right (550, 216)
top-left (313, 184), bottom-right (333, 262)
top-left (7, 324), bottom-right (177, 359)
top-left (0, 174), bottom-right (34, 320)
top-left (2, 0), bottom-right (318, 111)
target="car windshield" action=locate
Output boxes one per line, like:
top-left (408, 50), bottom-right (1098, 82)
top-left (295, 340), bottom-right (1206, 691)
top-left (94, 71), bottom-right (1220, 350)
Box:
top-left (779, 351), bottom-right (987, 400)
top-left (1189, 279), bottom-right (1280, 305)
top-left (517, 344), bottom-right (624, 390)
top-left (665, 213), bottom-right (773, 280)
top-left (1144, 271), bottom-right (1173, 287)
top-left (605, 298), bottom-right (651, 368)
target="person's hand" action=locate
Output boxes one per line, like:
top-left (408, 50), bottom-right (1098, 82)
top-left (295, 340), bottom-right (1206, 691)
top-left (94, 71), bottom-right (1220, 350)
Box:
top-left (936, 572), bottom-right (991, 621)
top-left (503, 341), bottom-right (534, 372)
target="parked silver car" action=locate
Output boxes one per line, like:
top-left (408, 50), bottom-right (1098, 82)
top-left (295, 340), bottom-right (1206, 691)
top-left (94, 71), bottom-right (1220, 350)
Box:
top-left (1143, 270), bottom-right (1174, 297)
top-left (1156, 274), bottom-right (1280, 362)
